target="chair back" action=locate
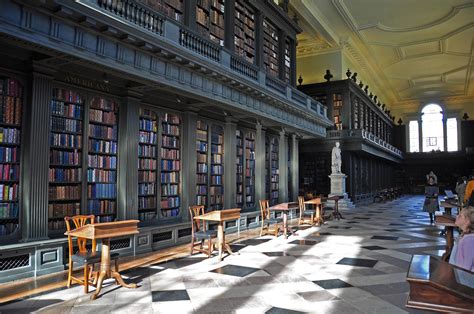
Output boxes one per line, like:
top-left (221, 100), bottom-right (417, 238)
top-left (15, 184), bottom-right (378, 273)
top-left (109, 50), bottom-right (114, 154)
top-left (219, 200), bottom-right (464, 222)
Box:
top-left (189, 205), bottom-right (206, 235)
top-left (298, 196), bottom-right (305, 219)
top-left (259, 200), bottom-right (270, 221)
top-left (64, 215), bottom-right (96, 256)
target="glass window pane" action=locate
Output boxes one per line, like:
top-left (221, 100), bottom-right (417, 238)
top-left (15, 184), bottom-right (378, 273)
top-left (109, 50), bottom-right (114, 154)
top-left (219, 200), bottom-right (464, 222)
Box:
top-left (409, 120), bottom-right (419, 152)
top-left (421, 104), bottom-right (444, 152)
top-left (447, 118), bottom-right (458, 152)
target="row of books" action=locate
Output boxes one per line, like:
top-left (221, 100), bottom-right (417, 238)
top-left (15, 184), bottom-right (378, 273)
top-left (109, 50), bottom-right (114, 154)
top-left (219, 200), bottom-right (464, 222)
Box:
top-left (197, 163), bottom-right (207, 173)
top-left (88, 124), bottom-right (117, 140)
top-left (1, 96), bottom-right (22, 125)
top-left (0, 78), bottom-right (23, 98)
top-left (161, 160), bottom-right (180, 171)
top-left (51, 100), bottom-right (82, 119)
top-left (53, 88), bottom-right (82, 103)
top-left (197, 153), bottom-right (207, 163)
top-left (50, 150), bottom-right (80, 165)
top-left (139, 145), bottom-right (156, 158)
top-left (211, 134), bottom-right (223, 144)
top-left (87, 199), bottom-right (116, 214)
top-left (139, 118), bottom-right (157, 132)
top-left (138, 183), bottom-right (155, 196)
top-left (138, 196), bottom-right (156, 209)
top-left (162, 136), bottom-right (179, 148)
top-left (161, 148), bottom-right (179, 159)
top-left (0, 147), bottom-right (18, 163)
top-left (49, 168), bottom-right (81, 182)
top-left (210, 186), bottom-right (223, 194)
top-left (197, 174), bottom-right (207, 184)
top-left (211, 144), bottom-right (223, 154)
top-left (138, 171), bottom-right (156, 182)
top-left (89, 109), bottom-right (116, 125)
top-left (87, 169), bottom-right (116, 182)
top-left (48, 186), bottom-right (80, 200)
top-left (211, 154), bottom-right (222, 163)
top-left (90, 97), bottom-right (117, 111)
top-left (50, 133), bottom-right (82, 148)
top-left (196, 185), bottom-right (207, 195)
top-left (139, 131), bottom-right (157, 144)
top-left (211, 165), bottom-right (223, 174)
top-left (162, 124), bottom-right (179, 136)
top-left (196, 142), bottom-right (208, 152)
top-left (0, 202), bottom-right (19, 218)
top-left (51, 117), bottom-right (82, 133)
top-left (88, 155), bottom-right (117, 169)
top-left (0, 127), bottom-right (20, 144)
top-left (196, 195), bottom-right (207, 205)
top-left (161, 184), bottom-right (179, 196)
top-left (163, 113), bottom-right (180, 124)
top-left (139, 158), bottom-right (156, 170)
top-left (211, 175), bottom-right (222, 185)
top-left (0, 165), bottom-right (19, 181)
top-left (138, 212), bottom-right (156, 220)
top-left (89, 139), bottom-right (117, 154)
top-left (160, 196), bottom-right (180, 209)
top-left (197, 129), bottom-right (207, 141)
top-left (161, 172), bottom-right (179, 183)
top-left (0, 183), bottom-right (18, 201)
top-left (87, 183), bottom-right (117, 198)
top-left (48, 203), bottom-right (80, 219)
top-left (161, 207), bottom-right (180, 217)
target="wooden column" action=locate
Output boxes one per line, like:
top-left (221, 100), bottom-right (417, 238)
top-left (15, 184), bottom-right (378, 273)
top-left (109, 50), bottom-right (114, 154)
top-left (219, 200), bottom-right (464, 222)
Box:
top-left (224, 117), bottom-right (237, 209)
top-left (181, 110), bottom-right (198, 220)
top-left (278, 129), bottom-right (287, 203)
top-left (255, 12), bottom-right (264, 70)
top-left (118, 91), bottom-right (141, 220)
top-left (21, 66), bottom-right (53, 241)
top-left (255, 122), bottom-right (266, 203)
top-left (290, 134), bottom-right (299, 201)
top-left (224, 0), bottom-right (235, 50)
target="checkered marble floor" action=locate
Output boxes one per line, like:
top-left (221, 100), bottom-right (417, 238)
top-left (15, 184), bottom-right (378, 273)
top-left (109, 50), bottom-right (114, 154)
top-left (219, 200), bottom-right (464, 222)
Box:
top-left (1, 195), bottom-right (449, 313)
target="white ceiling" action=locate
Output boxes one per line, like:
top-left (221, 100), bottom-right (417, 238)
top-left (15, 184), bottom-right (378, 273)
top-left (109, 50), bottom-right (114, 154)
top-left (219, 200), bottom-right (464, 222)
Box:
top-left (291, 0), bottom-right (474, 115)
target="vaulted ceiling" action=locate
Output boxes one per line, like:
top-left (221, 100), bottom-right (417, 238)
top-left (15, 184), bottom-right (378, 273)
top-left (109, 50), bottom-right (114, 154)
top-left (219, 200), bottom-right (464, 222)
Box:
top-left (291, 0), bottom-right (474, 119)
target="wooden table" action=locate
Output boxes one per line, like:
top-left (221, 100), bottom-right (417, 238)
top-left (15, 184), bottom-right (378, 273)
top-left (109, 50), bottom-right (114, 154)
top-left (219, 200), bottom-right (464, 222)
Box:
top-left (327, 195), bottom-right (343, 220)
top-left (439, 199), bottom-right (460, 216)
top-left (406, 254), bottom-right (474, 312)
top-left (268, 202), bottom-right (298, 239)
top-left (66, 220), bottom-right (139, 300)
top-left (435, 214), bottom-right (456, 262)
top-left (195, 208), bottom-right (241, 261)
top-left (304, 198), bottom-right (324, 225)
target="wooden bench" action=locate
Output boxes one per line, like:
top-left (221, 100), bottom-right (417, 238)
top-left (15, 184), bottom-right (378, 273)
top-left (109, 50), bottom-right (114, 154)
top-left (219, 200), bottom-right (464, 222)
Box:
top-left (406, 255), bottom-right (474, 312)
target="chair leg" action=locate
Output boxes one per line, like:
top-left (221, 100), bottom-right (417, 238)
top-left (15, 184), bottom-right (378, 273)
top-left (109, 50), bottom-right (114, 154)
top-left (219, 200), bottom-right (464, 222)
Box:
top-left (260, 223), bottom-right (264, 236)
top-left (67, 260), bottom-right (73, 288)
top-left (114, 259), bottom-right (120, 284)
top-left (190, 237), bottom-right (195, 255)
top-left (207, 239), bottom-right (212, 258)
top-left (84, 263), bottom-right (89, 294)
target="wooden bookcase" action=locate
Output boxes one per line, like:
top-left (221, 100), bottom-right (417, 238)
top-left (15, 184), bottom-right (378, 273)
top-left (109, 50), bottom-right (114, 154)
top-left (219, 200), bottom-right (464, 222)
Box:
top-left (244, 131), bottom-right (255, 208)
top-left (87, 96), bottom-right (118, 223)
top-left (196, 120), bottom-right (208, 207)
top-left (234, 0), bottom-right (256, 63)
top-left (263, 18), bottom-right (279, 77)
top-left (270, 137), bottom-right (279, 205)
top-left (140, 0), bottom-right (184, 23)
top-left (236, 129), bottom-right (243, 207)
top-left (138, 108), bottom-right (158, 221)
top-left (0, 77), bottom-right (22, 236)
top-left (210, 125), bottom-right (224, 210)
top-left (160, 113), bottom-right (181, 217)
top-left (196, 0), bottom-right (225, 46)
top-left (284, 38), bottom-right (291, 83)
top-left (332, 93), bottom-right (342, 130)
top-left (48, 88), bottom-right (83, 232)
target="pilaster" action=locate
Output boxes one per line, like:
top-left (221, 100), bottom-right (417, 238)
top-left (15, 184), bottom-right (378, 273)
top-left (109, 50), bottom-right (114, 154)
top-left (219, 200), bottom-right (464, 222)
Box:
top-left (224, 117), bottom-right (237, 209)
top-left (278, 129), bottom-right (288, 202)
top-left (255, 122), bottom-right (266, 203)
top-left (290, 134), bottom-right (299, 201)
top-left (182, 110), bottom-right (198, 220)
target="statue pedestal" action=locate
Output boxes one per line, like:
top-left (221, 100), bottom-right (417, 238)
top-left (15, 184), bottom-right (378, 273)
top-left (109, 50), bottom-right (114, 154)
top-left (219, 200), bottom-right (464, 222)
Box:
top-left (327, 173), bottom-right (355, 210)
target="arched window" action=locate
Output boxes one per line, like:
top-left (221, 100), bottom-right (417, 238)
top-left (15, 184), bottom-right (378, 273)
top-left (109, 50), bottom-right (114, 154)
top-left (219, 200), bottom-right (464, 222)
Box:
top-left (408, 103), bottom-right (458, 153)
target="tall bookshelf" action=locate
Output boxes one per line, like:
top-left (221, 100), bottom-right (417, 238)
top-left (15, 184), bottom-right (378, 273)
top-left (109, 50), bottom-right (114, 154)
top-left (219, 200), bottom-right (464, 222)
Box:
top-left (234, 0), bottom-right (256, 63)
top-left (353, 96), bottom-right (360, 129)
top-left (0, 77), bottom-right (22, 237)
top-left (244, 131), bottom-right (255, 208)
top-left (160, 113), bottom-right (181, 217)
top-left (333, 93), bottom-right (342, 130)
top-left (138, 108), bottom-right (158, 222)
top-left (87, 96), bottom-right (118, 222)
top-left (48, 88), bottom-right (83, 232)
top-left (236, 129), bottom-right (243, 207)
top-left (284, 38), bottom-right (291, 83)
top-left (270, 137), bottom-right (279, 205)
top-left (263, 18), bottom-right (279, 77)
top-left (196, 0), bottom-right (225, 46)
top-left (140, 0), bottom-right (184, 23)
top-left (196, 120), bottom-right (208, 207)
top-left (210, 125), bottom-right (223, 210)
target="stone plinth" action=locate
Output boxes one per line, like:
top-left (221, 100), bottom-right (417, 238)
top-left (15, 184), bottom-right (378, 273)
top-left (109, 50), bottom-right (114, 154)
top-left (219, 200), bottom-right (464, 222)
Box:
top-left (328, 173), bottom-right (355, 209)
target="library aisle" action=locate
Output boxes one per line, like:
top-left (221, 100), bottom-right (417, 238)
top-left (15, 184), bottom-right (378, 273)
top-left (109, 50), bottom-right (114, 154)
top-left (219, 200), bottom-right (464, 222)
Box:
top-left (0, 195), bottom-right (443, 313)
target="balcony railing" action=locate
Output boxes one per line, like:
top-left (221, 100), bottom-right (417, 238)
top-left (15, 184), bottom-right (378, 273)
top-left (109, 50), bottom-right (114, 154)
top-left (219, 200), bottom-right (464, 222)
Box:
top-left (87, 0), bottom-right (330, 125)
top-left (327, 129), bottom-right (402, 158)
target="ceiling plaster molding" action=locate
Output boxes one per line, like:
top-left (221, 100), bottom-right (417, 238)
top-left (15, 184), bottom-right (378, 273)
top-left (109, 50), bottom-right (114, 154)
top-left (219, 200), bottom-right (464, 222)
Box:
top-left (296, 44), bottom-right (339, 58)
top-left (358, 3), bottom-right (474, 33)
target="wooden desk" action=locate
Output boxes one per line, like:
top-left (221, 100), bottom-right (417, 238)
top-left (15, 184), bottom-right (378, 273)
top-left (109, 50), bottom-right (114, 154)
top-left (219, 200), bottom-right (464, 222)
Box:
top-left (406, 255), bottom-right (474, 312)
top-left (195, 208), bottom-right (241, 261)
top-left (436, 214), bottom-right (457, 262)
top-left (304, 198), bottom-right (324, 225)
top-left (439, 199), bottom-right (460, 216)
top-left (66, 220), bottom-right (139, 300)
top-left (327, 195), bottom-right (343, 220)
top-left (268, 202), bottom-right (298, 239)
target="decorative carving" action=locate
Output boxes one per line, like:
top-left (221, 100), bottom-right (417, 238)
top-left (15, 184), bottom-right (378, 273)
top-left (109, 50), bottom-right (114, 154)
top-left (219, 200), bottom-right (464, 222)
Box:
top-left (298, 75), bottom-right (303, 86)
top-left (359, 80), bottom-right (363, 88)
top-left (346, 68), bottom-right (351, 78)
top-left (351, 72), bottom-right (357, 82)
top-left (364, 85), bottom-right (368, 94)
top-left (397, 118), bottom-right (403, 125)
top-left (373, 95), bottom-right (377, 103)
top-left (324, 69), bottom-right (333, 82)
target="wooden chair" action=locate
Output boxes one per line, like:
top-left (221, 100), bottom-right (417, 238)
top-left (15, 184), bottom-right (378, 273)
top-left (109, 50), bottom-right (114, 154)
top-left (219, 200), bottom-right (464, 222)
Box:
top-left (259, 200), bottom-right (281, 236)
top-left (298, 196), bottom-right (315, 225)
top-left (189, 205), bottom-right (217, 258)
top-left (64, 215), bottom-right (119, 293)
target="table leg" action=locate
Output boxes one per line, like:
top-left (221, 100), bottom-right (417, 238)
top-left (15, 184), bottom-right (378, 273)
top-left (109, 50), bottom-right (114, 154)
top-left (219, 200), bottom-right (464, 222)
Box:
top-left (283, 213), bottom-right (288, 239)
top-left (218, 223), bottom-right (224, 261)
top-left (441, 226), bottom-right (454, 262)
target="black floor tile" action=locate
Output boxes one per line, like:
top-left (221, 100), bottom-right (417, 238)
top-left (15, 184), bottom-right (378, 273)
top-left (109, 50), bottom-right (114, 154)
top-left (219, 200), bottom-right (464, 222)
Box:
top-left (362, 245), bottom-right (387, 251)
top-left (336, 257), bottom-right (378, 268)
top-left (152, 290), bottom-right (190, 302)
top-left (328, 226), bottom-right (351, 229)
top-left (238, 238), bottom-right (272, 246)
top-left (372, 235), bottom-right (399, 241)
top-left (175, 257), bottom-right (208, 268)
top-left (313, 279), bottom-right (352, 289)
top-left (389, 223), bottom-right (406, 226)
top-left (346, 221), bottom-right (360, 224)
top-left (353, 217), bottom-right (371, 220)
top-left (289, 239), bottom-right (319, 245)
top-left (229, 244), bottom-right (246, 252)
top-left (310, 232), bottom-right (332, 236)
top-left (263, 251), bottom-right (292, 257)
top-left (266, 307), bottom-right (305, 314)
top-left (385, 229), bottom-right (400, 232)
top-left (210, 264), bottom-right (260, 277)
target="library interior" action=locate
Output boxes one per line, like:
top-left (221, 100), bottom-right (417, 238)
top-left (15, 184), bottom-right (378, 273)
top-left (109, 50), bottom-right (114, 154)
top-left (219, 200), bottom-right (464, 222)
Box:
top-left (0, 0), bottom-right (473, 312)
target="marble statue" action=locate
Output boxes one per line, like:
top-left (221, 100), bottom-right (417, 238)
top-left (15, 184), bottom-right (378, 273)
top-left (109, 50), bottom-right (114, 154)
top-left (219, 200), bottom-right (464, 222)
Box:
top-left (331, 142), bottom-right (341, 174)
